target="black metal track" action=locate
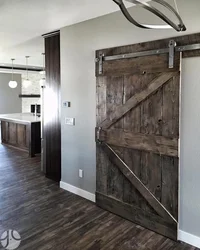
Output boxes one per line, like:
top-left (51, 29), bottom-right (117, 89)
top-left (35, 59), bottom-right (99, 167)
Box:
top-left (0, 66), bottom-right (42, 72)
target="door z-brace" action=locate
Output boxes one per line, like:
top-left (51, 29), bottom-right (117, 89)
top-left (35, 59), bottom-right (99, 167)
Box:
top-left (96, 40), bottom-right (200, 74)
top-left (95, 126), bottom-right (177, 223)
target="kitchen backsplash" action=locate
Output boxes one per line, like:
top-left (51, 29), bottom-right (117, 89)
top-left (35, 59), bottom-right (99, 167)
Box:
top-left (21, 72), bottom-right (41, 113)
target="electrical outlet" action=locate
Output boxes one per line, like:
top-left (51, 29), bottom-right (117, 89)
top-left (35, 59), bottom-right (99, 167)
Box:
top-left (79, 169), bottom-right (83, 178)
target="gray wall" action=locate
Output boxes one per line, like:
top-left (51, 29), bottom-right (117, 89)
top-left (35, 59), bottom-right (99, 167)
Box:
top-left (180, 57), bottom-right (200, 237)
top-left (60, 0), bottom-right (200, 237)
top-left (0, 73), bottom-right (22, 114)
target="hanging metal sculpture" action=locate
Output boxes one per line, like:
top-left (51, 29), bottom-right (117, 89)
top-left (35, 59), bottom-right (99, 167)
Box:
top-left (113, 0), bottom-right (186, 32)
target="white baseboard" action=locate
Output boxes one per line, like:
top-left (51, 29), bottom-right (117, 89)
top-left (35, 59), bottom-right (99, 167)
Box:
top-left (179, 230), bottom-right (200, 248)
top-left (60, 181), bottom-right (95, 203)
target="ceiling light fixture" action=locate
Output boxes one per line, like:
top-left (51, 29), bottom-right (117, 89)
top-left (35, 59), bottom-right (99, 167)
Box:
top-left (40, 53), bottom-right (46, 87)
top-left (8, 59), bottom-right (18, 89)
top-left (113, 0), bottom-right (186, 32)
top-left (23, 56), bottom-right (31, 88)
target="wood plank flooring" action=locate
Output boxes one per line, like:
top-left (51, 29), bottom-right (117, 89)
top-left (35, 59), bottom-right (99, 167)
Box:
top-left (0, 143), bottom-right (198, 250)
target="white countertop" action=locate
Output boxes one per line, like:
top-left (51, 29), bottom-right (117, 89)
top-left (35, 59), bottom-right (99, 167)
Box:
top-left (0, 113), bottom-right (41, 124)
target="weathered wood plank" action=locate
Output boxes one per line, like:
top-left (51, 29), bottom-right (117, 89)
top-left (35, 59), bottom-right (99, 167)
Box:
top-left (123, 73), bottom-right (143, 206)
top-left (96, 144), bottom-right (108, 194)
top-left (123, 149), bottom-right (142, 206)
top-left (162, 156), bottom-right (179, 221)
top-left (140, 83), bottom-right (163, 136)
top-left (102, 54), bottom-right (180, 77)
top-left (96, 32), bottom-right (200, 60)
top-left (106, 76), bottom-right (124, 200)
top-left (140, 152), bottom-right (161, 214)
top-left (96, 76), bottom-right (108, 195)
top-left (8, 122), bottom-right (17, 145)
top-left (96, 76), bottom-right (107, 126)
top-left (162, 73), bottom-right (180, 137)
top-left (98, 129), bottom-right (178, 157)
top-left (140, 80), bottom-right (163, 213)
top-left (102, 143), bottom-right (176, 223)
top-left (96, 192), bottom-right (177, 240)
top-left (100, 72), bottom-right (178, 129)
top-left (1, 121), bottom-right (9, 143)
top-left (161, 74), bottom-right (179, 220)
top-left (17, 124), bottom-right (26, 147)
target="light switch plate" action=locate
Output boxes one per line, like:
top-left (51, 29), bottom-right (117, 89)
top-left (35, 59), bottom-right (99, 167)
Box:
top-left (65, 117), bottom-right (75, 126)
top-left (63, 101), bottom-right (71, 107)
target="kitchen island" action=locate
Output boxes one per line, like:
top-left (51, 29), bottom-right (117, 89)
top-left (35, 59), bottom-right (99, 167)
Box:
top-left (0, 113), bottom-right (41, 157)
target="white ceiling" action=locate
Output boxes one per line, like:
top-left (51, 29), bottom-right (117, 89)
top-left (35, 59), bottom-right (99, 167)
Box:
top-left (0, 0), bottom-right (132, 67)
top-left (0, 0), bottom-right (184, 67)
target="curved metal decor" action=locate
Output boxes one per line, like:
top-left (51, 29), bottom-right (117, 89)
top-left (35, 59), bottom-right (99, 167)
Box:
top-left (113, 0), bottom-right (186, 32)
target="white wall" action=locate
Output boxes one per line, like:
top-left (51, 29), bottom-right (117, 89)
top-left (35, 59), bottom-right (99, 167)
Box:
top-left (60, 0), bottom-right (200, 245)
top-left (0, 72), bottom-right (22, 114)
top-left (21, 72), bottom-right (41, 113)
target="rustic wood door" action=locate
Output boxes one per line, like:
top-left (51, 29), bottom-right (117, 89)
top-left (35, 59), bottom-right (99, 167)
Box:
top-left (96, 43), bottom-right (180, 240)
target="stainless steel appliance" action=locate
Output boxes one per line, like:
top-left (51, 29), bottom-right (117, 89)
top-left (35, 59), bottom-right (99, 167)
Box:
top-left (31, 104), bottom-right (41, 116)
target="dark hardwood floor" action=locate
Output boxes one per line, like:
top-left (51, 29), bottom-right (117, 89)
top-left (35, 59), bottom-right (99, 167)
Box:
top-left (0, 143), bottom-right (198, 250)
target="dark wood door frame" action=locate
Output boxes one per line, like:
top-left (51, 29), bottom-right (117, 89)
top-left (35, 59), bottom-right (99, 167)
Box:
top-left (43, 31), bottom-right (61, 182)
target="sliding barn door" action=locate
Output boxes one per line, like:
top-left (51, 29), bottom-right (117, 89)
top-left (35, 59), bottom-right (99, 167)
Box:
top-left (96, 45), bottom-right (180, 240)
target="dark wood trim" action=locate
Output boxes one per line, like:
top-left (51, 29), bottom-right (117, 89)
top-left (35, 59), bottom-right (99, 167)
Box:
top-left (42, 30), bottom-right (60, 38)
top-left (0, 65), bottom-right (42, 72)
top-left (28, 122), bottom-right (41, 157)
top-left (43, 32), bottom-right (61, 182)
top-left (96, 192), bottom-right (177, 241)
top-left (19, 94), bottom-right (41, 98)
top-left (1, 120), bottom-right (41, 157)
top-left (28, 123), bottom-right (34, 157)
top-left (0, 118), bottom-right (31, 126)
